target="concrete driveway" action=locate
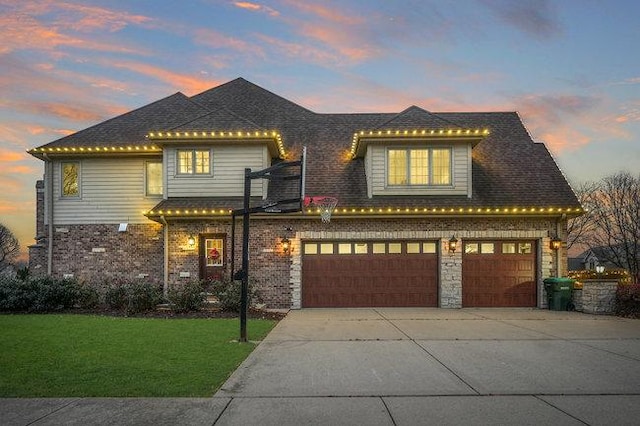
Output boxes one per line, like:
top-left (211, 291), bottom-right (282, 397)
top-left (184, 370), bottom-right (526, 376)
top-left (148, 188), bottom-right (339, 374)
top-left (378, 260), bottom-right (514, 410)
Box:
top-left (213, 308), bottom-right (640, 425)
top-left (3, 309), bottom-right (640, 425)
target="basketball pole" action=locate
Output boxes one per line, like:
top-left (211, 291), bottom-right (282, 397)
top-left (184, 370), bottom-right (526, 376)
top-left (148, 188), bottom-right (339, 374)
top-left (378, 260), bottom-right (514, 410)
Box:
top-left (240, 167), bottom-right (251, 343)
top-left (235, 148), bottom-right (306, 343)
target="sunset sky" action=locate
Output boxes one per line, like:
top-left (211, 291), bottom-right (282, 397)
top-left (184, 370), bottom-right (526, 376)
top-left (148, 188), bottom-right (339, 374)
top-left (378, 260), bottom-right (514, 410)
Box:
top-left (1, 0), bottom-right (639, 260)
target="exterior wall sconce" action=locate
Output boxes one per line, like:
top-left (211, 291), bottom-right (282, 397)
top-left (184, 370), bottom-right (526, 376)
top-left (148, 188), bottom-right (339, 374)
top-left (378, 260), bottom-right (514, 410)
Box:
top-left (595, 265), bottom-right (605, 274)
top-left (550, 238), bottom-right (562, 251)
top-left (281, 237), bottom-right (291, 254)
top-left (187, 235), bottom-right (196, 248)
top-left (448, 235), bottom-right (458, 253)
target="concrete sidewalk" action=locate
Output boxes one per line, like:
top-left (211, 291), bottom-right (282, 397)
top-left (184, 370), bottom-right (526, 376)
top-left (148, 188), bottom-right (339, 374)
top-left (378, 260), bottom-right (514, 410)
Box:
top-left (2, 308), bottom-right (640, 425)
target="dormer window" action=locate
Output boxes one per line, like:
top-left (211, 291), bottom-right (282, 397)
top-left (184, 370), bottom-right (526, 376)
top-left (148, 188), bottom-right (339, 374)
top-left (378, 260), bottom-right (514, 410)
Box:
top-left (177, 149), bottom-right (211, 175)
top-left (387, 147), bottom-right (451, 186)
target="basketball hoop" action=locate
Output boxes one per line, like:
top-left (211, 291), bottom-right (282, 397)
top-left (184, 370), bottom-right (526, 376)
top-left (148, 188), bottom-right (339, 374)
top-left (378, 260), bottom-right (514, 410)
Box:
top-left (304, 196), bottom-right (338, 223)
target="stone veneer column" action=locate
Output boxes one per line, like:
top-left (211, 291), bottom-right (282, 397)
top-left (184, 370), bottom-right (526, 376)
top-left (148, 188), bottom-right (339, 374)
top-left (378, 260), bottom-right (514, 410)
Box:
top-left (439, 238), bottom-right (462, 308)
top-left (289, 234), bottom-right (302, 309)
top-left (581, 279), bottom-right (618, 314)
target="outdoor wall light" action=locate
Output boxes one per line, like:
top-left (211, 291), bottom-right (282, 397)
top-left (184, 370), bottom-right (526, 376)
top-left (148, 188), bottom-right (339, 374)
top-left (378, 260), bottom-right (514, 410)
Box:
top-left (281, 237), bottom-right (291, 254)
top-left (448, 235), bottom-right (458, 253)
top-left (596, 265), bottom-right (605, 274)
top-left (550, 238), bottom-right (562, 251)
top-left (187, 235), bottom-right (196, 247)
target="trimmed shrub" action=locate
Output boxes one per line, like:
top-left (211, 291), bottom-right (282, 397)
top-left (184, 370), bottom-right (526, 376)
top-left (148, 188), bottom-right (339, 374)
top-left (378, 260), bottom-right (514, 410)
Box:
top-left (105, 281), bottom-right (162, 315)
top-left (614, 284), bottom-right (640, 318)
top-left (16, 266), bottom-right (29, 281)
top-left (0, 276), bottom-right (37, 311)
top-left (0, 276), bottom-right (81, 312)
top-left (105, 285), bottom-right (128, 310)
top-left (77, 285), bottom-right (100, 309)
top-left (210, 279), bottom-right (259, 312)
top-left (167, 280), bottom-right (206, 313)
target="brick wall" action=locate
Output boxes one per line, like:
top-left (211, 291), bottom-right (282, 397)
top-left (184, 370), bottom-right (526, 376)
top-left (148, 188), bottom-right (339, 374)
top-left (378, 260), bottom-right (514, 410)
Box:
top-left (49, 223), bottom-right (164, 284)
top-left (166, 216), bottom-right (564, 309)
top-left (32, 212), bottom-right (568, 309)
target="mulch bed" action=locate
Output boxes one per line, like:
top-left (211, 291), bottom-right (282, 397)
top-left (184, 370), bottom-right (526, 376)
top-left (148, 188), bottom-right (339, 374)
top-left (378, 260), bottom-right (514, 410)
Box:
top-left (39, 307), bottom-right (288, 321)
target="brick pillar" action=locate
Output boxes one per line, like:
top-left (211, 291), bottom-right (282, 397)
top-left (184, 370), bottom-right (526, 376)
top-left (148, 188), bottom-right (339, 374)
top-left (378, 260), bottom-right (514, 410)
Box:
top-left (28, 180), bottom-right (48, 276)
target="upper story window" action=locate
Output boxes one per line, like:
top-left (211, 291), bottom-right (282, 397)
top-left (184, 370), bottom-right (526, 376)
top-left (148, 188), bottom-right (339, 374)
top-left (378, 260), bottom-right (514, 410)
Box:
top-left (177, 149), bottom-right (211, 175)
top-left (61, 162), bottom-right (80, 197)
top-left (387, 147), bottom-right (451, 186)
top-left (145, 161), bottom-right (163, 196)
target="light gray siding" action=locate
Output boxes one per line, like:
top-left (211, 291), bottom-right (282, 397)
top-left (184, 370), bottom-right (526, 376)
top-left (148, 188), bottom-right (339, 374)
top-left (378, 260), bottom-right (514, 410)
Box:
top-left (364, 148), bottom-right (373, 198)
top-left (166, 145), bottom-right (268, 198)
top-left (51, 156), bottom-right (162, 225)
top-left (369, 144), bottom-right (471, 196)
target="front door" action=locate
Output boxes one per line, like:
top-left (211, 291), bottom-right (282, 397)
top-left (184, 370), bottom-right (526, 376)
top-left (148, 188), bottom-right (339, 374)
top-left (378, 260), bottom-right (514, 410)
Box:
top-left (199, 233), bottom-right (226, 282)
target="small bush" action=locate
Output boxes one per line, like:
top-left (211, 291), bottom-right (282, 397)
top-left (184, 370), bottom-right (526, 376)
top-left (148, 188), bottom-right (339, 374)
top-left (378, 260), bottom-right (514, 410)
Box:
top-left (210, 279), bottom-right (260, 312)
top-left (105, 285), bottom-right (128, 310)
top-left (0, 276), bottom-right (81, 312)
top-left (0, 277), bottom-right (37, 311)
top-left (614, 284), bottom-right (640, 318)
top-left (16, 267), bottom-right (29, 281)
top-left (105, 281), bottom-right (161, 315)
top-left (33, 277), bottom-right (81, 312)
top-left (77, 285), bottom-right (100, 309)
top-left (167, 280), bottom-right (206, 313)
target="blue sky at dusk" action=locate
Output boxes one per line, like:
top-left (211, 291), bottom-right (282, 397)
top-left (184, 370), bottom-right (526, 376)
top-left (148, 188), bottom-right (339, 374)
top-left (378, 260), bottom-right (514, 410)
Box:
top-left (1, 0), bottom-right (639, 258)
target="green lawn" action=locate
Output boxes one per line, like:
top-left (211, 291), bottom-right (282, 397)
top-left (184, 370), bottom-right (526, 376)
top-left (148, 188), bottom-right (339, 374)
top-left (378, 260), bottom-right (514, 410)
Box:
top-left (0, 314), bottom-right (277, 397)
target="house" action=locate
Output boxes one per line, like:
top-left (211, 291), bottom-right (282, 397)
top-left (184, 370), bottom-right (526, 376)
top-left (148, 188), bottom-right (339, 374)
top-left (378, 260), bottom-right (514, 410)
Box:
top-left (571, 246), bottom-right (629, 272)
top-left (28, 77), bottom-right (583, 309)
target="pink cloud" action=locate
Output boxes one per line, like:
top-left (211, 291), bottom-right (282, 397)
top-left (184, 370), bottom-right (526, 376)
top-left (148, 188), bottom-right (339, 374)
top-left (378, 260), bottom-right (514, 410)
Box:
top-left (233, 1), bottom-right (280, 17)
top-left (54, 1), bottom-right (154, 32)
top-left (11, 101), bottom-right (109, 122)
top-left (5, 165), bottom-right (37, 175)
top-left (194, 28), bottom-right (265, 57)
top-left (296, 23), bottom-right (377, 61)
top-left (0, 149), bottom-right (26, 163)
top-left (240, 1), bottom-right (379, 63)
top-left (0, 1), bottom-right (151, 55)
top-left (256, 34), bottom-right (338, 64)
top-left (537, 129), bottom-right (590, 152)
top-left (612, 104), bottom-right (640, 123)
top-left (281, 1), bottom-right (361, 26)
top-left (108, 60), bottom-right (220, 95)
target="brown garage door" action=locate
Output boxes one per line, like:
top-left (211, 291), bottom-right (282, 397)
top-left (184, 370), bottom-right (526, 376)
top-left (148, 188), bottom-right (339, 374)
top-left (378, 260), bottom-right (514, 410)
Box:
top-left (462, 240), bottom-right (537, 307)
top-left (302, 241), bottom-right (438, 308)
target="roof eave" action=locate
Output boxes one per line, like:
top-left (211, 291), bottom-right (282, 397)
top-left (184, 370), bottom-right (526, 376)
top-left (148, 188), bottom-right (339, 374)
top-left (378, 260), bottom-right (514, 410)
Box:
top-left (350, 129), bottom-right (490, 159)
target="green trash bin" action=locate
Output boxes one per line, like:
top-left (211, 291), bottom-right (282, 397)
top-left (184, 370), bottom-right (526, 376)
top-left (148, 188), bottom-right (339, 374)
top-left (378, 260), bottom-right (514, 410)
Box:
top-left (543, 278), bottom-right (575, 311)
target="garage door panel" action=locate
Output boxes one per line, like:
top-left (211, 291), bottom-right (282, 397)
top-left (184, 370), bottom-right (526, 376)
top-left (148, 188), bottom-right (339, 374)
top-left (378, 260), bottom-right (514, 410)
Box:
top-left (463, 240), bottom-right (536, 307)
top-left (303, 241), bottom-right (438, 308)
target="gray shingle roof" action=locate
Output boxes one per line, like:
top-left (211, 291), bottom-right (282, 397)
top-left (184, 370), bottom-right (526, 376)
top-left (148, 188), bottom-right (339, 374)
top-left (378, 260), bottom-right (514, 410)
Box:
top-left (35, 93), bottom-right (207, 148)
top-left (31, 77), bottom-right (581, 211)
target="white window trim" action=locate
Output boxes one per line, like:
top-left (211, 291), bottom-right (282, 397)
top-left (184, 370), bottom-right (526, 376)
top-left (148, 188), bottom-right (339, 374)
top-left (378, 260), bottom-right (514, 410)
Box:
top-left (176, 148), bottom-right (213, 176)
top-left (385, 146), bottom-right (453, 188)
top-left (144, 160), bottom-right (163, 197)
top-left (60, 161), bottom-right (81, 198)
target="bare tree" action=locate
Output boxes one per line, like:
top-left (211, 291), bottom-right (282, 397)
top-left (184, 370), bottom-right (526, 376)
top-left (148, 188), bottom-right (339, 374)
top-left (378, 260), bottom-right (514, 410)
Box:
top-left (587, 172), bottom-right (640, 284)
top-left (567, 181), bottom-right (599, 251)
top-left (0, 223), bottom-right (20, 272)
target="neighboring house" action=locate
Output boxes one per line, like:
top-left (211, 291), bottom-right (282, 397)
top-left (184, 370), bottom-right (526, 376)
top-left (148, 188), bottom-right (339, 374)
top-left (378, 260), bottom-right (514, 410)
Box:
top-left (572, 246), bottom-right (629, 272)
top-left (28, 78), bottom-right (583, 309)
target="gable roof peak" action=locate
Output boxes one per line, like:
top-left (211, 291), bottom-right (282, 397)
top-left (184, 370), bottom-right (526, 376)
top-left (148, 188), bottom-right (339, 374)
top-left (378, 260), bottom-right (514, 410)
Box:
top-left (402, 105), bottom-right (431, 114)
top-left (374, 105), bottom-right (463, 130)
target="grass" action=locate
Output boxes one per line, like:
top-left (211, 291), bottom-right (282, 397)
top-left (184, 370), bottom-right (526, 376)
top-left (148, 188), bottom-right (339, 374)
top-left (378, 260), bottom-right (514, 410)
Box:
top-left (0, 314), bottom-right (277, 397)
